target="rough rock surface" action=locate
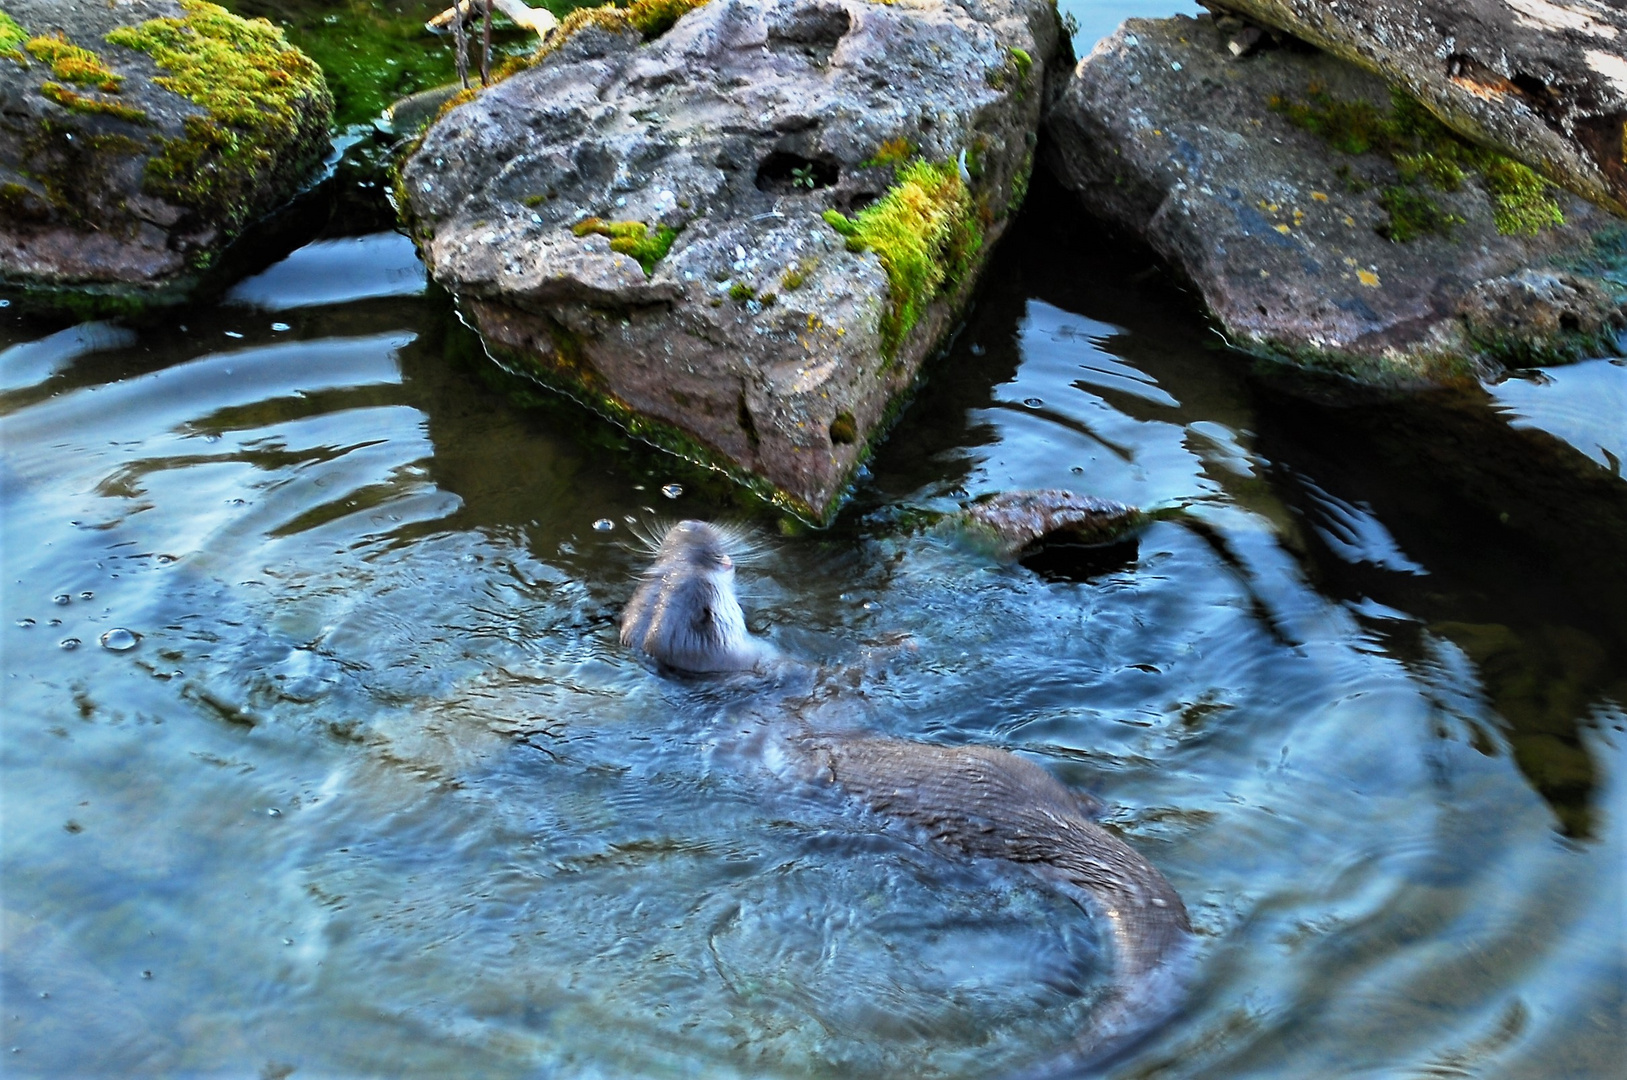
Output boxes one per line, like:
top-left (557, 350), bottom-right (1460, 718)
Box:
top-left (1045, 16), bottom-right (1626, 384)
top-left (398, 0), bottom-right (1063, 522)
top-left (1203, 0), bottom-right (1627, 215)
top-left (0, 0), bottom-right (332, 309)
top-left (956, 488), bottom-right (1146, 557)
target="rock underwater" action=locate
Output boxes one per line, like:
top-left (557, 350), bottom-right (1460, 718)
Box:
top-left (1044, 14), bottom-right (1627, 385)
top-left (0, 0), bottom-right (333, 313)
top-left (397, 0), bottom-right (1064, 523)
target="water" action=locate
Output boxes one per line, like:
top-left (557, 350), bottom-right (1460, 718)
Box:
top-left (4, 46), bottom-right (1626, 1080)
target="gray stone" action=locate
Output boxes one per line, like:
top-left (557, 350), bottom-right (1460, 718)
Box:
top-left (954, 489), bottom-right (1146, 558)
top-left (398, 0), bottom-right (1063, 523)
top-left (1044, 15), bottom-right (1626, 384)
top-left (1199, 0), bottom-right (1627, 215)
top-left (0, 0), bottom-right (332, 311)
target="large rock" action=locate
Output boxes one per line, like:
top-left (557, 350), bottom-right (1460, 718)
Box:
top-left (1044, 15), bottom-right (1626, 384)
top-left (398, 0), bottom-right (1063, 522)
top-left (1201, 0), bottom-right (1627, 216)
top-left (0, 0), bottom-right (332, 311)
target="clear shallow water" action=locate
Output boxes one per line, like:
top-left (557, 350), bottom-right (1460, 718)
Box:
top-left (3, 161), bottom-right (1625, 1080)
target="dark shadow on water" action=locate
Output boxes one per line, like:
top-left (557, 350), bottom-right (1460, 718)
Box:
top-left (860, 168), bottom-right (1625, 839)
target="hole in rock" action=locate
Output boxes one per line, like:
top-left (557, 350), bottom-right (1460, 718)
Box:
top-left (756, 152), bottom-right (840, 193)
top-left (767, 2), bottom-right (852, 65)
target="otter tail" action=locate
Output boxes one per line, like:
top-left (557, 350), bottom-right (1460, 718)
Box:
top-left (1015, 831), bottom-right (1195, 1078)
top-left (804, 735), bottom-right (1193, 1077)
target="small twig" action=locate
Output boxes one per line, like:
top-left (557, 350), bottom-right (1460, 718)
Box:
top-left (480, 0), bottom-right (493, 86)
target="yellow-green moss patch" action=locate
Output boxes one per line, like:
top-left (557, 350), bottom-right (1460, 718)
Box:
top-left (104, 0), bottom-right (331, 227)
top-left (862, 136), bottom-right (915, 170)
top-left (822, 158), bottom-right (981, 359)
top-left (26, 33), bottom-right (122, 90)
top-left (1270, 83), bottom-right (1564, 240)
top-left (0, 10), bottom-right (27, 64)
top-left (39, 82), bottom-right (148, 122)
top-left (572, 216), bottom-right (679, 274)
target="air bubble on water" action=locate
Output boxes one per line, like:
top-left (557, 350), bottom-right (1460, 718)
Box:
top-left (592, 518), bottom-right (614, 532)
top-left (1022, 397), bottom-right (1044, 409)
top-left (59, 638), bottom-right (81, 651)
top-left (861, 600), bottom-right (879, 612)
top-left (53, 594), bottom-right (70, 605)
top-left (99, 628), bottom-right (140, 652)
top-left (16, 618), bottom-right (34, 629)
top-left (78, 591), bottom-right (93, 601)
top-left (141, 970), bottom-right (152, 980)
top-left (156, 555), bottom-right (177, 565)
top-left (267, 807), bottom-right (282, 817)
top-left (227, 498), bottom-right (246, 506)
top-left (283, 938), bottom-right (294, 946)
top-left (1070, 466), bottom-right (1084, 474)
top-left (270, 322), bottom-right (290, 332)
top-left (47, 618), bottom-right (61, 627)
top-left (661, 483), bottom-right (683, 499)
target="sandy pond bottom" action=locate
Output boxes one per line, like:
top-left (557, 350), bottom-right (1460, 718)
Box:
top-left (2, 144), bottom-right (1624, 1080)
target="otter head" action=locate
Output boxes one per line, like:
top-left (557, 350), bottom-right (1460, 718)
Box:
top-left (620, 520), bottom-right (765, 674)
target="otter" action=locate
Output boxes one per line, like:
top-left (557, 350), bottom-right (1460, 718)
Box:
top-left (620, 520), bottom-right (774, 673)
top-left (621, 520), bottom-right (1193, 1074)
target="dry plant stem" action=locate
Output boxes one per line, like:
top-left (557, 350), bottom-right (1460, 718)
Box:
top-left (480, 0), bottom-right (492, 86)
top-left (451, 0), bottom-right (468, 89)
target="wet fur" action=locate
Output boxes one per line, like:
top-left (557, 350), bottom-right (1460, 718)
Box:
top-left (623, 520), bottom-right (1193, 1072)
top-left (620, 520), bottom-right (766, 673)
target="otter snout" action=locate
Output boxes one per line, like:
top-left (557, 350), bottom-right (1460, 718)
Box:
top-left (620, 520), bottom-right (766, 673)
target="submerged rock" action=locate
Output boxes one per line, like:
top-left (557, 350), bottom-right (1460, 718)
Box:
top-left (0, 0), bottom-right (332, 313)
top-left (397, 0), bottom-right (1063, 522)
top-left (1044, 16), bottom-right (1626, 384)
top-left (954, 489), bottom-right (1146, 558)
top-left (1203, 0), bottom-right (1627, 217)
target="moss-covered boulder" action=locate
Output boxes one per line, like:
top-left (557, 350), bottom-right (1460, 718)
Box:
top-left (0, 0), bottom-right (332, 312)
top-left (1044, 16), bottom-right (1625, 385)
top-left (398, 0), bottom-right (1064, 523)
top-left (1201, 0), bottom-right (1627, 218)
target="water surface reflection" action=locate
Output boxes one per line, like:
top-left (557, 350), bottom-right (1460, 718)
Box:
top-left (1, 183), bottom-right (1622, 1078)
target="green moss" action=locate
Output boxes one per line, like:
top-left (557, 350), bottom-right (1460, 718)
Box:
top-left (1377, 184), bottom-right (1463, 242)
top-left (779, 256), bottom-right (816, 291)
top-left (522, 192), bottom-right (548, 207)
top-left (1009, 46), bottom-right (1032, 81)
top-left (1271, 83), bottom-right (1564, 241)
top-left (863, 137), bottom-right (915, 170)
top-left (0, 11), bottom-right (25, 63)
top-left (821, 158), bottom-right (980, 359)
top-left (104, 1), bottom-right (331, 229)
top-left (829, 410), bottom-right (857, 444)
top-left (571, 216), bottom-right (678, 274)
top-left (727, 280), bottom-right (755, 302)
top-left (38, 82), bottom-right (148, 122)
top-left (1482, 157), bottom-right (1566, 235)
top-left (26, 33), bottom-right (122, 89)
top-left (1008, 150), bottom-right (1033, 216)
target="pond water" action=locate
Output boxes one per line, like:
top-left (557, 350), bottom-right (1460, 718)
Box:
top-left (4, 5), bottom-right (1626, 1079)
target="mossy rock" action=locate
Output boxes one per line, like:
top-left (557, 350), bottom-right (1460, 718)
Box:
top-left (399, 0), bottom-right (1065, 523)
top-left (0, 0), bottom-right (332, 313)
